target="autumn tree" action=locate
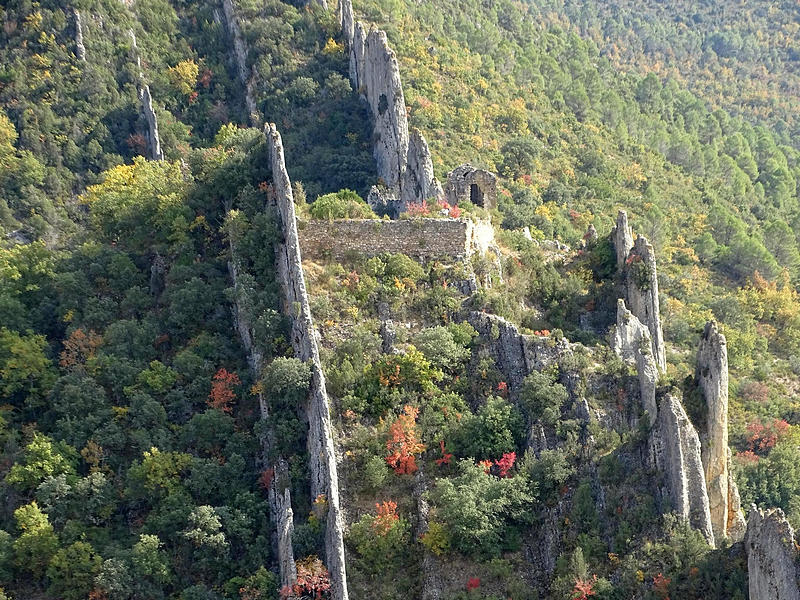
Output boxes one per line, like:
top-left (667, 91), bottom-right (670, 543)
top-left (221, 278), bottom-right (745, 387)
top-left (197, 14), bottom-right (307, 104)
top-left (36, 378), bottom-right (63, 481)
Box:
top-left (385, 405), bottom-right (425, 475)
top-left (208, 368), bottom-right (241, 414)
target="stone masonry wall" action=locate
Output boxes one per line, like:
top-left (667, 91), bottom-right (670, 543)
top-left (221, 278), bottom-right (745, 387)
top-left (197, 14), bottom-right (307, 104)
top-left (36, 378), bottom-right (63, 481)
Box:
top-left (298, 218), bottom-right (489, 260)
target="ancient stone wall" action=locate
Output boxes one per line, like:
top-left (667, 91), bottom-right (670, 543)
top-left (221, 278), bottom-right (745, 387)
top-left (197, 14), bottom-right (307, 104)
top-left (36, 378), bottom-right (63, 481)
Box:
top-left (297, 217), bottom-right (492, 261)
top-left (746, 506), bottom-right (800, 600)
top-left (268, 124), bottom-right (349, 600)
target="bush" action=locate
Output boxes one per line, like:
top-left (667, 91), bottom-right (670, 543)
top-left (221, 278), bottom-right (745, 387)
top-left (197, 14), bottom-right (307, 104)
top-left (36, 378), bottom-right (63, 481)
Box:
top-left (310, 189), bottom-right (376, 219)
top-left (432, 460), bottom-right (535, 558)
top-left (347, 501), bottom-right (410, 573)
top-left (519, 370), bottom-right (568, 426)
top-left (449, 397), bottom-right (525, 461)
top-left (413, 325), bottom-right (473, 372)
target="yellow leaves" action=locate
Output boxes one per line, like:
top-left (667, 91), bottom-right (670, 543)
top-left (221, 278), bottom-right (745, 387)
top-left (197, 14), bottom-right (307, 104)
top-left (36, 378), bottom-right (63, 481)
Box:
top-left (23, 11), bottom-right (42, 31)
top-left (535, 201), bottom-right (559, 221)
top-left (322, 38), bottom-right (343, 55)
top-left (168, 59), bottom-right (199, 96)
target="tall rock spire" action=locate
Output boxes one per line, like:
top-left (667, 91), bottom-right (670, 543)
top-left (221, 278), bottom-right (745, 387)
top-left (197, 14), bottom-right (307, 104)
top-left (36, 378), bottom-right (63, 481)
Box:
top-left (696, 321), bottom-right (746, 542)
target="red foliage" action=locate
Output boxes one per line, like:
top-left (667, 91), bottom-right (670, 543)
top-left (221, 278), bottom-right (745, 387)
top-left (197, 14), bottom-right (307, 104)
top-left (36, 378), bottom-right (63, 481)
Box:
top-left (746, 418), bottom-right (790, 454)
top-left (188, 91), bottom-right (199, 103)
top-left (494, 451), bottom-right (516, 478)
top-left (466, 577), bottom-right (481, 590)
top-left (405, 200), bottom-right (430, 216)
top-left (735, 450), bottom-right (761, 465)
top-left (258, 467), bottom-right (274, 490)
top-left (208, 368), bottom-right (241, 413)
top-left (450, 205), bottom-right (462, 218)
top-left (572, 574), bottom-right (597, 599)
top-left (280, 556), bottom-right (331, 599)
top-left (385, 406), bottom-right (425, 475)
top-left (497, 381), bottom-right (508, 395)
top-left (435, 440), bottom-right (453, 466)
top-left (653, 572), bottom-right (670, 599)
top-left (199, 68), bottom-right (212, 88)
top-left (372, 500), bottom-right (399, 535)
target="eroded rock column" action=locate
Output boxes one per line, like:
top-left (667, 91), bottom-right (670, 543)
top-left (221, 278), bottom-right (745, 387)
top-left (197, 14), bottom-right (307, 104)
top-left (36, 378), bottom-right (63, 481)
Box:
top-left (746, 506), bottom-right (800, 600)
top-left (268, 124), bottom-right (349, 600)
top-left (696, 321), bottom-right (746, 542)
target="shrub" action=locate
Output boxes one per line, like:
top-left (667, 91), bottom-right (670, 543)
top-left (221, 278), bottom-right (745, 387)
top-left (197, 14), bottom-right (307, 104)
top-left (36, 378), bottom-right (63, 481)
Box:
top-left (310, 189), bottom-right (376, 219)
top-left (414, 325), bottom-right (472, 372)
top-left (519, 370), bottom-right (568, 426)
top-left (449, 397), bottom-right (524, 461)
top-left (347, 501), bottom-right (410, 573)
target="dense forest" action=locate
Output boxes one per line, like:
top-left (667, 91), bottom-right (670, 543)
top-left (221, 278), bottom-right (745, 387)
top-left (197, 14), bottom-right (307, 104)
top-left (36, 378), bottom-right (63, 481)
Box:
top-left (2, 0), bottom-right (800, 599)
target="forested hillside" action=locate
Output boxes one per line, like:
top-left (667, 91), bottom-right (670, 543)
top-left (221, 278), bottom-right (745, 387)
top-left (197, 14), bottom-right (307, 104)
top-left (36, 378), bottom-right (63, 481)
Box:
top-left (1, 1), bottom-right (800, 599)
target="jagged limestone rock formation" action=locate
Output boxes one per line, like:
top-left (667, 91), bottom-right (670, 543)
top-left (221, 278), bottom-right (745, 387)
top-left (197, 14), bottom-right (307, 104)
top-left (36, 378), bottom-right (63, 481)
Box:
top-left (467, 312), bottom-right (570, 393)
top-left (746, 506), bottom-right (800, 600)
top-left (403, 129), bottom-right (445, 207)
top-left (340, 0), bottom-right (442, 214)
top-left (221, 0), bottom-right (260, 124)
top-left (611, 299), bottom-right (657, 423)
top-left (74, 9), bottom-right (86, 61)
top-left (612, 210), bottom-right (634, 269)
top-left (127, 30), bottom-right (164, 161)
top-left (651, 394), bottom-right (715, 545)
top-left (268, 124), bottom-right (349, 600)
top-left (228, 258), bottom-right (297, 590)
top-left (445, 164), bottom-right (498, 210)
top-left (613, 301), bottom-right (714, 544)
top-left (612, 211), bottom-right (666, 373)
top-left (696, 321), bottom-right (746, 542)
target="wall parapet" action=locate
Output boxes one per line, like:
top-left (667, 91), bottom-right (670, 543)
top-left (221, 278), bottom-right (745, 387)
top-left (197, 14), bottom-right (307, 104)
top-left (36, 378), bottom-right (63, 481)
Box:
top-left (297, 217), bottom-right (494, 261)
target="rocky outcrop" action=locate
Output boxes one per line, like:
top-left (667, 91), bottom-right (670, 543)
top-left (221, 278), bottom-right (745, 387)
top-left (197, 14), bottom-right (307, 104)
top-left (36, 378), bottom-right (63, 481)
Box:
top-left (268, 124), bottom-right (349, 600)
top-left (612, 210), bottom-right (634, 270)
top-left (402, 129), bottom-right (444, 207)
top-left (612, 211), bottom-right (665, 373)
top-left (611, 300), bottom-right (657, 423)
top-left (696, 321), bottom-right (746, 542)
top-left (340, 0), bottom-right (443, 214)
top-left (272, 465), bottom-right (298, 589)
top-left (221, 0), bottom-right (260, 125)
top-left (128, 30), bottom-right (164, 161)
top-left (651, 394), bottom-right (715, 545)
top-left (746, 506), bottom-right (800, 600)
top-left (613, 301), bottom-right (714, 544)
top-left (74, 9), bottom-right (86, 61)
top-left (445, 164), bottom-right (498, 210)
top-left (467, 312), bottom-right (571, 393)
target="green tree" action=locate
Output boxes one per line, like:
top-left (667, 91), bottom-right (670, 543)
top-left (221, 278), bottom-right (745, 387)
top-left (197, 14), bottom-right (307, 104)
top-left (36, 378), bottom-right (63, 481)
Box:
top-left (46, 541), bottom-right (103, 600)
top-left (6, 432), bottom-right (78, 491)
top-left (12, 502), bottom-right (58, 578)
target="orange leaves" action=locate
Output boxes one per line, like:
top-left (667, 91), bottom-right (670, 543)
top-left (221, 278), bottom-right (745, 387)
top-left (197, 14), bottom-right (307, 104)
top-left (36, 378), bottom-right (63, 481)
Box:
top-left (372, 500), bottom-right (399, 536)
top-left (385, 405), bottom-right (425, 475)
top-left (59, 328), bottom-right (102, 368)
top-left (572, 574), bottom-right (597, 599)
top-left (435, 440), bottom-right (452, 466)
top-left (208, 368), bottom-right (240, 414)
top-left (280, 556), bottom-right (331, 599)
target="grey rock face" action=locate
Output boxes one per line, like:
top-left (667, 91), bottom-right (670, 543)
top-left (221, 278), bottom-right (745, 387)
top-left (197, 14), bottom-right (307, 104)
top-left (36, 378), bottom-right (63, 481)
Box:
top-left (696, 321), bottom-right (746, 542)
top-left (402, 129), bottom-right (444, 207)
top-left (221, 0), bottom-right (260, 124)
top-left (272, 466), bottom-right (298, 589)
top-left (612, 210), bottom-right (634, 270)
top-left (74, 9), bottom-right (86, 61)
top-left (746, 506), bottom-right (800, 600)
top-left (651, 394), bottom-right (715, 546)
top-left (268, 124), bottom-right (349, 600)
top-left (340, 0), bottom-right (442, 212)
top-left (127, 29), bottom-right (164, 161)
top-left (467, 311), bottom-right (570, 393)
top-left (445, 164), bottom-right (498, 210)
top-left (612, 213), bottom-right (666, 373)
top-left (611, 299), bottom-right (657, 423)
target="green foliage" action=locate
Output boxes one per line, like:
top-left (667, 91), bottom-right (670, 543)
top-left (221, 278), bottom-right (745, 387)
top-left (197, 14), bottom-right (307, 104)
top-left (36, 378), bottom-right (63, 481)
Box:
top-left (347, 508), bottom-right (410, 573)
top-left (432, 460), bottom-right (535, 558)
top-left (449, 396), bottom-right (524, 460)
top-left (519, 370), bottom-right (568, 426)
top-left (12, 502), bottom-right (58, 578)
top-left (310, 189), bottom-right (376, 219)
top-left (6, 433), bottom-right (77, 491)
top-left (46, 541), bottom-right (103, 600)
top-left (413, 323), bottom-right (474, 372)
